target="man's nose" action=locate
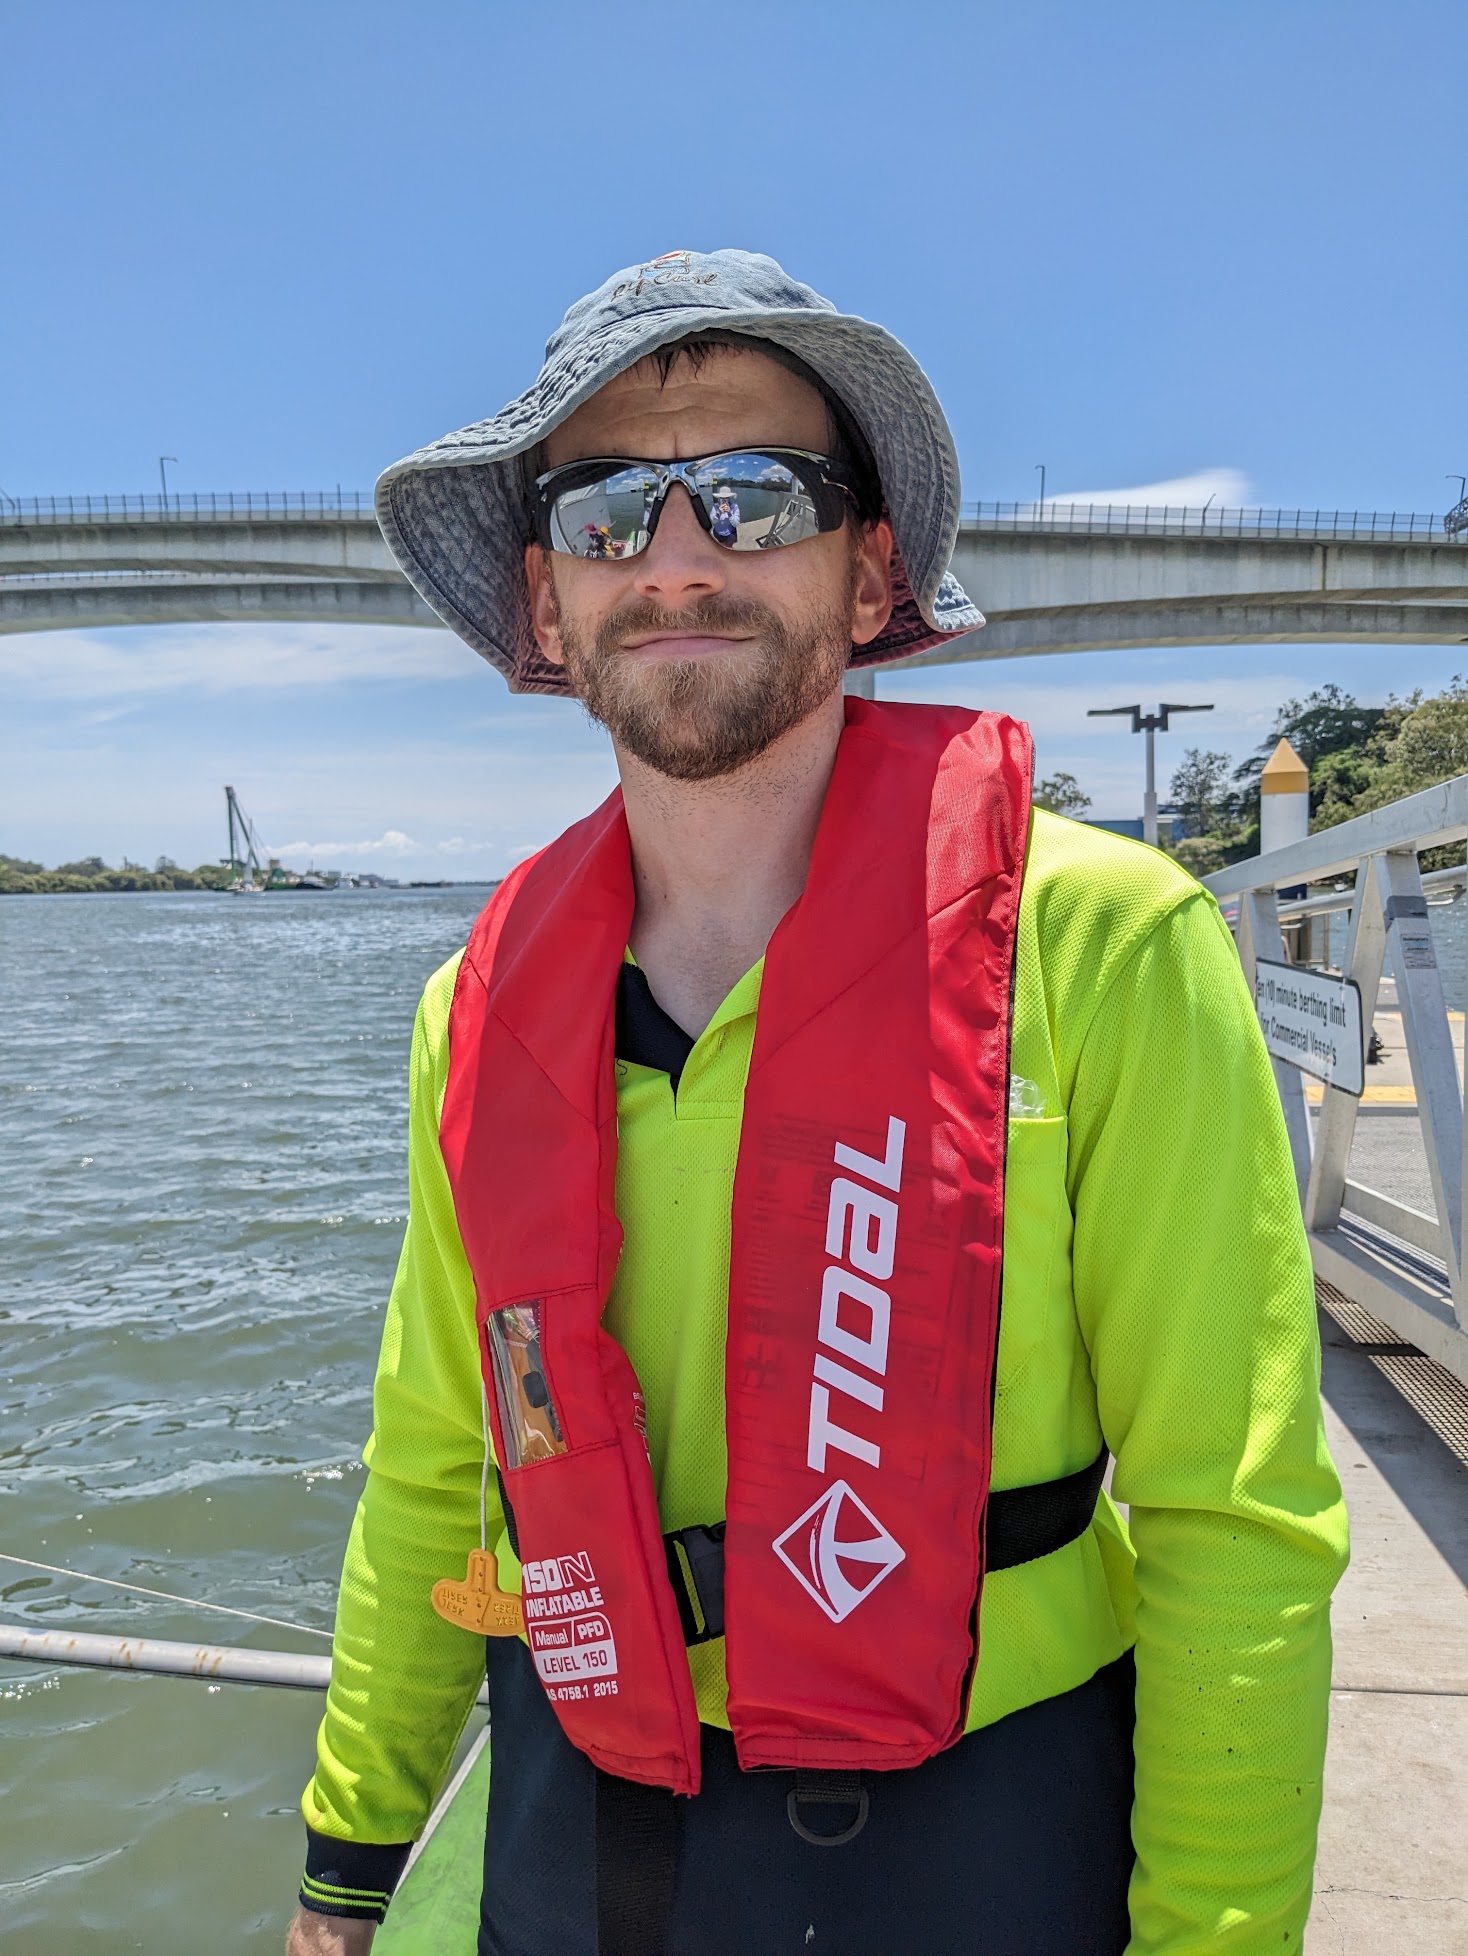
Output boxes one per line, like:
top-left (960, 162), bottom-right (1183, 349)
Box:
top-left (632, 485), bottom-right (727, 606)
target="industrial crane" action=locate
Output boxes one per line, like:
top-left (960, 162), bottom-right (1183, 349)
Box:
top-left (222, 785), bottom-right (267, 891)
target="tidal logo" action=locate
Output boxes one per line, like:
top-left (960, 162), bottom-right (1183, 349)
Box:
top-left (775, 1115), bottom-right (908, 1621)
top-left (806, 1116), bottom-right (905, 1475)
top-left (772, 1480), bottom-right (905, 1623)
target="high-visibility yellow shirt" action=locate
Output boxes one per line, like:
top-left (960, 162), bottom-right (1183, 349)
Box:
top-left (303, 810), bottom-right (1348, 1953)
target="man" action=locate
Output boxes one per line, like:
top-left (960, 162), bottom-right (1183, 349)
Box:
top-left (287, 249), bottom-right (1347, 1956)
top-left (709, 486), bottom-right (740, 545)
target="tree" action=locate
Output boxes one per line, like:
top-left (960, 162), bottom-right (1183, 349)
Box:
top-left (1385, 675), bottom-right (1468, 793)
top-left (1033, 771), bottom-right (1091, 819)
top-left (1232, 684), bottom-right (1394, 820)
top-left (1311, 675), bottom-right (1468, 836)
top-left (1168, 748), bottom-right (1233, 836)
top-left (154, 854), bottom-right (178, 873)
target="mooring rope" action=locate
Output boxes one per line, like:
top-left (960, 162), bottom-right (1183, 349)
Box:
top-left (0, 1550), bottom-right (333, 1641)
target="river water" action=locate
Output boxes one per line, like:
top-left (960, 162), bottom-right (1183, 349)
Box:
top-left (5, 883), bottom-right (1467, 1955)
top-left (1, 889), bottom-right (491, 1955)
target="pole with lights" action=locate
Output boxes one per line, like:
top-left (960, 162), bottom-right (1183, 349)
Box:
top-left (1087, 702), bottom-right (1215, 847)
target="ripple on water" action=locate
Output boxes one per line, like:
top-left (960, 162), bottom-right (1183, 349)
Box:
top-left (0, 888), bottom-right (489, 1952)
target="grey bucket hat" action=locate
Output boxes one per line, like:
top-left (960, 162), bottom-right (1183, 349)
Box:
top-left (375, 248), bottom-right (985, 696)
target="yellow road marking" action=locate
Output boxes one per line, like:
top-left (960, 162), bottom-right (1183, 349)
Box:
top-left (1304, 1083), bottom-right (1419, 1105)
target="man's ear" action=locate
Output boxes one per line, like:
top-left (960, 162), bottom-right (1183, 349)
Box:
top-left (849, 518), bottom-right (895, 648)
top-left (525, 542), bottom-right (568, 668)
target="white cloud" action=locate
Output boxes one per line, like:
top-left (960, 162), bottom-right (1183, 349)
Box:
top-left (1031, 467), bottom-right (1252, 513)
top-left (269, 827), bottom-right (421, 858)
top-left (1, 621), bottom-right (470, 699)
top-left (266, 828), bottom-right (512, 861)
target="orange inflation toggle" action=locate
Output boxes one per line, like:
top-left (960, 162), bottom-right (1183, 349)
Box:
top-left (431, 1548), bottom-right (525, 1637)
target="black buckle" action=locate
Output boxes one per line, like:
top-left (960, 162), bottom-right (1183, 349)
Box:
top-left (663, 1522), bottom-right (726, 1646)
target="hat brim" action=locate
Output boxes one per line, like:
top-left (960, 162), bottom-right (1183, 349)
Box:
top-left (376, 305), bottom-right (984, 696)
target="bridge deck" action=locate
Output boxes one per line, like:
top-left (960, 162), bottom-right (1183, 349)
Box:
top-left (3, 497), bottom-right (1464, 655)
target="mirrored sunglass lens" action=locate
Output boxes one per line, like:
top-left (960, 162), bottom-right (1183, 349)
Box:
top-left (695, 453), bottom-right (822, 550)
top-left (549, 465), bottom-right (657, 558)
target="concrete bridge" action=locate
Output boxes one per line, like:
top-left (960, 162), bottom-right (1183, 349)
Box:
top-left (3, 493), bottom-right (1466, 660)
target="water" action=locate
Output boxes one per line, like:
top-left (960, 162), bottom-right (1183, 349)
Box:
top-left (0, 889), bottom-right (491, 1954)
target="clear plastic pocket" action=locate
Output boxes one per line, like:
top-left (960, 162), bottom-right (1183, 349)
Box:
top-left (486, 1302), bottom-right (567, 1467)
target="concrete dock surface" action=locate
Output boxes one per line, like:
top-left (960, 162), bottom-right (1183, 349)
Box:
top-left (1305, 1064), bottom-right (1468, 1954)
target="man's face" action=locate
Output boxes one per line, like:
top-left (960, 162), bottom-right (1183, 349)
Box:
top-left (525, 346), bottom-right (894, 781)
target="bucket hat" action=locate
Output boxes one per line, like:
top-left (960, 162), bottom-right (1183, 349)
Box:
top-left (375, 248), bottom-right (985, 696)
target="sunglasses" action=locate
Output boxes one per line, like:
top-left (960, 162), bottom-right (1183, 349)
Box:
top-left (531, 448), bottom-right (861, 562)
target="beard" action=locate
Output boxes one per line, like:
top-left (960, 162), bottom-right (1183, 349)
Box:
top-left (549, 568), bottom-right (857, 783)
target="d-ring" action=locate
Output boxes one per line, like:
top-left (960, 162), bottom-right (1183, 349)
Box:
top-left (786, 1781), bottom-right (870, 1847)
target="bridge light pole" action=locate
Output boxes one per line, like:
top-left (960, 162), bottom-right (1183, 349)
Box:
top-left (1087, 701), bottom-right (1214, 847)
top-left (1035, 463), bottom-right (1046, 519)
top-left (158, 455), bottom-right (178, 507)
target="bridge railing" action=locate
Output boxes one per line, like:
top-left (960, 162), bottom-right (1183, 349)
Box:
top-left (1204, 780), bottom-right (1468, 1382)
top-left (2, 492), bottom-right (1465, 542)
top-left (0, 491), bottom-right (375, 524)
top-left (960, 501), bottom-right (1465, 542)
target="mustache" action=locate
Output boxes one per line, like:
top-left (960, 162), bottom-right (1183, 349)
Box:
top-left (596, 592), bottom-right (780, 651)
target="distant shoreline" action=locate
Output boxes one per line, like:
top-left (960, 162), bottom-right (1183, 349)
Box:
top-left (0, 881), bottom-right (502, 896)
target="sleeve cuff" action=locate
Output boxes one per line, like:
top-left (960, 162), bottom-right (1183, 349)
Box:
top-left (300, 1829), bottom-right (413, 1924)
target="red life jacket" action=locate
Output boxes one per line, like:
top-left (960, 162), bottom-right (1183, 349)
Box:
top-left (438, 699), bottom-right (1032, 1796)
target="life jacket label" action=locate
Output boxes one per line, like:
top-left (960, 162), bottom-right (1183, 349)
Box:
top-left (522, 1552), bottom-right (620, 1699)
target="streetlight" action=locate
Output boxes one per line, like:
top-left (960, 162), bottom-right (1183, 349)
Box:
top-left (158, 455), bottom-right (178, 506)
top-left (1035, 463), bottom-right (1046, 519)
top-left (1087, 701), bottom-right (1214, 847)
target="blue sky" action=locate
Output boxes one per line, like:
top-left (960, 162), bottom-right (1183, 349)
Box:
top-left (4, 2), bottom-right (1466, 874)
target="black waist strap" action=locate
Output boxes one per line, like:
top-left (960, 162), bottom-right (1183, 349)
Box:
top-left (663, 1446), bottom-right (1109, 1649)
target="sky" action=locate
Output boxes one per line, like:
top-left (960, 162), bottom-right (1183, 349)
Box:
top-left (4, 1), bottom-right (1467, 876)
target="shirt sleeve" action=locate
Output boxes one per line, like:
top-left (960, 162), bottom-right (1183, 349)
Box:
top-left (299, 958), bottom-right (497, 1917)
top-left (1064, 889), bottom-right (1349, 1953)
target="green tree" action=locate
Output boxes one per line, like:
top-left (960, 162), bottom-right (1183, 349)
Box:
top-left (1168, 748), bottom-right (1233, 836)
top-left (1383, 676), bottom-right (1468, 793)
top-left (1233, 684), bottom-right (1393, 820)
top-left (1034, 771), bottom-right (1091, 818)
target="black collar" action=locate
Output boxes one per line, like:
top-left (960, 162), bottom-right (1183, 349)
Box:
top-left (615, 964), bottom-right (696, 1096)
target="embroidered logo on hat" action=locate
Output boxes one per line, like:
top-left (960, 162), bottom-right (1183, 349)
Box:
top-left (611, 251), bottom-right (718, 301)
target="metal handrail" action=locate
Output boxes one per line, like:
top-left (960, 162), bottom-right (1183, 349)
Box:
top-left (1203, 781), bottom-right (1468, 1383)
top-left (960, 502), bottom-right (1464, 543)
top-left (0, 491), bottom-right (375, 525)
top-left (1273, 861), bottom-right (1468, 922)
top-left (1, 493), bottom-right (1464, 542)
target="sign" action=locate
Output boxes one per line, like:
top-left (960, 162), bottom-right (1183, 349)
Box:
top-left (1253, 958), bottom-right (1364, 1097)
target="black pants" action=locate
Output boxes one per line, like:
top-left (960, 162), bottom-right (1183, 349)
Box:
top-left (477, 1638), bottom-right (1136, 1956)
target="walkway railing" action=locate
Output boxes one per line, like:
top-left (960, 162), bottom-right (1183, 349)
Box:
top-left (0, 491), bottom-right (375, 524)
top-left (1, 492), bottom-right (1465, 542)
top-left (1204, 780), bottom-right (1468, 1382)
top-left (961, 501), bottom-right (1466, 542)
